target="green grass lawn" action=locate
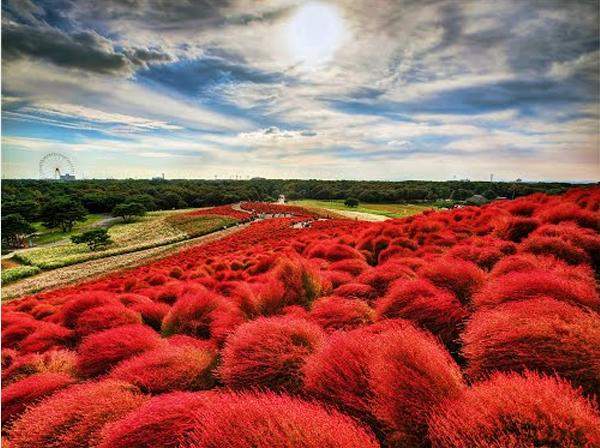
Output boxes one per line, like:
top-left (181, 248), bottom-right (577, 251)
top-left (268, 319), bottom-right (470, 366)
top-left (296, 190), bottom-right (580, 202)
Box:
top-left (289, 199), bottom-right (435, 219)
top-left (31, 214), bottom-right (105, 245)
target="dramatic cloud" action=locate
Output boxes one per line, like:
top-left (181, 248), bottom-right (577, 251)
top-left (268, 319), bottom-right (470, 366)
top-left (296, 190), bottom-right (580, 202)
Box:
top-left (2, 0), bottom-right (598, 181)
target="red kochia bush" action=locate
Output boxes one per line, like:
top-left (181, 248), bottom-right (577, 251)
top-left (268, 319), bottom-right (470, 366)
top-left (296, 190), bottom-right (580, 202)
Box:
top-left (495, 216), bottom-right (540, 242)
top-left (419, 258), bottom-right (486, 305)
top-left (8, 380), bottom-right (146, 448)
top-left (376, 279), bottom-right (468, 349)
top-left (521, 235), bottom-right (590, 265)
top-left (303, 327), bottom-right (380, 420)
top-left (309, 296), bottom-right (374, 332)
top-left (184, 391), bottom-right (380, 448)
top-left (334, 282), bottom-right (378, 302)
top-left (131, 301), bottom-right (170, 331)
top-left (427, 371), bottom-right (600, 448)
top-left (109, 345), bottom-right (215, 393)
top-left (2, 350), bottom-right (77, 385)
top-left (58, 291), bottom-right (117, 328)
top-left (369, 323), bottom-right (465, 447)
top-left (98, 391), bottom-right (217, 448)
top-left (473, 270), bottom-right (600, 311)
top-left (219, 316), bottom-right (325, 392)
top-left (161, 288), bottom-right (243, 344)
top-left (77, 324), bottom-right (164, 377)
top-left (19, 322), bottom-right (74, 353)
top-left (74, 304), bottom-right (142, 337)
top-left (462, 297), bottom-right (600, 395)
top-left (2, 372), bottom-right (76, 425)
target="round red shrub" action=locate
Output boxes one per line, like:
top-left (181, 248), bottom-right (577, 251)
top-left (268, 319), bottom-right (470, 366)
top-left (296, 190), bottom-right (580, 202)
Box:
top-left (334, 282), bottom-right (378, 302)
top-left (58, 291), bottom-right (117, 328)
top-left (2, 372), bottom-right (76, 425)
top-left (521, 235), bottom-right (590, 265)
top-left (309, 296), bottom-right (373, 332)
top-left (427, 371), bottom-right (600, 448)
top-left (77, 324), bottom-right (164, 377)
top-left (219, 316), bottom-right (325, 392)
top-left (131, 300), bottom-right (170, 331)
top-left (376, 279), bottom-right (468, 350)
top-left (2, 350), bottom-right (77, 385)
top-left (462, 297), bottom-right (600, 395)
top-left (357, 261), bottom-right (415, 295)
top-left (495, 216), bottom-right (540, 242)
top-left (329, 258), bottom-right (370, 276)
top-left (167, 334), bottom-right (217, 353)
top-left (74, 304), bottom-right (142, 337)
top-left (473, 270), bottom-right (599, 311)
top-left (109, 345), bottom-right (215, 393)
top-left (19, 322), bottom-right (74, 353)
top-left (97, 391), bottom-right (217, 448)
top-left (8, 380), bottom-right (146, 448)
top-left (272, 257), bottom-right (325, 308)
top-left (185, 391), bottom-right (380, 448)
top-left (369, 323), bottom-right (465, 447)
top-left (161, 288), bottom-right (243, 344)
top-left (303, 327), bottom-right (380, 420)
top-left (419, 258), bottom-right (486, 305)
top-left (1, 318), bottom-right (39, 349)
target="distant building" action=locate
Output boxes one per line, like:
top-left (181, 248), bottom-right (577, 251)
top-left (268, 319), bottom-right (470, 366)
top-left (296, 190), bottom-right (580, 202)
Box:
top-left (277, 194), bottom-right (286, 204)
top-left (152, 173), bottom-right (165, 181)
top-left (465, 194), bottom-right (488, 205)
top-left (59, 173), bottom-right (76, 181)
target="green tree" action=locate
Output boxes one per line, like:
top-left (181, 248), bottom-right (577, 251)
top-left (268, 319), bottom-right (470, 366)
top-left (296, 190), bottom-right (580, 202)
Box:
top-left (344, 198), bottom-right (360, 208)
top-left (71, 228), bottom-right (112, 251)
top-left (3, 200), bottom-right (40, 221)
top-left (40, 197), bottom-right (87, 232)
top-left (112, 202), bottom-right (146, 222)
top-left (2, 214), bottom-right (35, 248)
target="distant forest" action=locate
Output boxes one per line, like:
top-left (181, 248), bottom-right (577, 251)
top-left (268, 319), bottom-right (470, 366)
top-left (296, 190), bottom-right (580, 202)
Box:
top-left (2, 178), bottom-right (586, 217)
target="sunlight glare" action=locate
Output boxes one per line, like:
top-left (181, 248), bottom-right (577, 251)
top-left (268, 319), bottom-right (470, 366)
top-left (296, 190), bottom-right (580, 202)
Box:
top-left (285, 2), bottom-right (347, 68)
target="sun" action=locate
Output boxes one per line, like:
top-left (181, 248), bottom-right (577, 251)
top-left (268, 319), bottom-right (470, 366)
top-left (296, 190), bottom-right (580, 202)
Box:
top-left (284, 2), bottom-right (347, 69)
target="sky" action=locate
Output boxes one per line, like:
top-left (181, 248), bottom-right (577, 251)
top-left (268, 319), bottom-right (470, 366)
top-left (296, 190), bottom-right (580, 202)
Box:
top-left (1, 0), bottom-right (599, 181)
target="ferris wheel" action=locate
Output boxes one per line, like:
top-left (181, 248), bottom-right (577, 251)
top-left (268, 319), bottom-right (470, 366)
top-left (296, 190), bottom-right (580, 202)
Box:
top-left (39, 153), bottom-right (76, 180)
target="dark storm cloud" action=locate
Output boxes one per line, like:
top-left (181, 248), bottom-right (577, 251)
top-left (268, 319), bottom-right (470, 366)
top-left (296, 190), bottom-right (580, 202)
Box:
top-left (2, 21), bottom-right (172, 74)
top-left (2, 22), bottom-right (131, 73)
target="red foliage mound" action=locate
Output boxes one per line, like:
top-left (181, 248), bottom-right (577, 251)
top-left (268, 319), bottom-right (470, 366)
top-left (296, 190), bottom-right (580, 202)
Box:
top-left (427, 371), bottom-right (600, 448)
top-left (303, 327), bottom-right (381, 420)
top-left (376, 279), bottom-right (468, 349)
top-left (462, 297), bottom-right (600, 395)
top-left (19, 322), bottom-right (74, 353)
top-left (309, 296), bottom-right (374, 332)
top-left (98, 391), bottom-right (217, 448)
top-left (419, 258), bottom-right (486, 305)
top-left (74, 304), bottom-right (142, 337)
top-left (473, 270), bottom-right (599, 310)
top-left (8, 380), bottom-right (146, 448)
top-left (77, 324), bottom-right (164, 377)
top-left (219, 316), bottom-right (324, 392)
top-left (161, 288), bottom-right (243, 344)
top-left (521, 235), bottom-right (590, 265)
top-left (109, 345), bottom-right (215, 393)
top-left (2, 372), bottom-right (76, 425)
top-left (2, 350), bottom-right (77, 385)
top-left (334, 282), bottom-right (378, 302)
top-left (131, 300), bottom-right (170, 331)
top-left (185, 391), bottom-right (380, 448)
top-left (58, 291), bottom-right (117, 328)
top-left (369, 323), bottom-right (465, 447)
top-left (272, 257), bottom-right (326, 308)
top-left (495, 216), bottom-right (540, 242)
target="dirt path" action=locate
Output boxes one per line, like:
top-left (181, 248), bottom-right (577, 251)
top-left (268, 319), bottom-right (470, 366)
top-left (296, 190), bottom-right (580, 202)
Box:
top-left (2, 223), bottom-right (248, 302)
top-left (322, 208), bottom-right (389, 222)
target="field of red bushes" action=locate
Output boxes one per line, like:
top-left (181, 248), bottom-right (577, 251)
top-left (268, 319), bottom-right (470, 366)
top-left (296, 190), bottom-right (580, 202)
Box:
top-left (2, 188), bottom-right (600, 447)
